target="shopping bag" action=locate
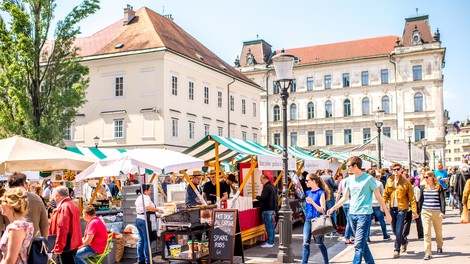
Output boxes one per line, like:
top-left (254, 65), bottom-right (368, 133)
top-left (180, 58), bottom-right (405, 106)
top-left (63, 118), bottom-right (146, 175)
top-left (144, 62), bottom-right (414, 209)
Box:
top-left (461, 204), bottom-right (469, 224)
top-left (311, 214), bottom-right (336, 236)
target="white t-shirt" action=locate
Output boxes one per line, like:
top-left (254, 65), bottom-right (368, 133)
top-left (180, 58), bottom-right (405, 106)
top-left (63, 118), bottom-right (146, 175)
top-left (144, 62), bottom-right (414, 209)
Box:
top-left (372, 180), bottom-right (384, 206)
top-left (339, 177), bottom-right (350, 204)
top-left (135, 194), bottom-right (155, 220)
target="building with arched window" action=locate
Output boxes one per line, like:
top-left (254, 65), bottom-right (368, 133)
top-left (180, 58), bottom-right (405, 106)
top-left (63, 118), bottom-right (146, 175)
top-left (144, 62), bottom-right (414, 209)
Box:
top-left (237, 14), bottom-right (447, 168)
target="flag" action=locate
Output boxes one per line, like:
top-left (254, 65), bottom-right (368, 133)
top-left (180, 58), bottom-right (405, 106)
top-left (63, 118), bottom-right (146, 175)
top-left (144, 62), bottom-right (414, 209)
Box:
top-left (453, 121), bottom-right (461, 133)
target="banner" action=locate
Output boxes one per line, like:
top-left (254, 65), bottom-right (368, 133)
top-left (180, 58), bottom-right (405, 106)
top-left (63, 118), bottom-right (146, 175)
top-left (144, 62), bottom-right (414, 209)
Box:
top-left (383, 136), bottom-right (408, 162)
top-left (303, 159), bottom-right (329, 171)
top-left (257, 155), bottom-right (296, 170)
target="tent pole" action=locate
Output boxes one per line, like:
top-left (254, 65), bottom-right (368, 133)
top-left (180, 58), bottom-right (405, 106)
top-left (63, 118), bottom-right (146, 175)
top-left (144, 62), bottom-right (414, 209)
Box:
top-left (215, 141), bottom-right (220, 207)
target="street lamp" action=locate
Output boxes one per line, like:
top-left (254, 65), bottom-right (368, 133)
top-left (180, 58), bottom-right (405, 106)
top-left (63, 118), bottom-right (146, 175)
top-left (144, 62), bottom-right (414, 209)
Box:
top-left (406, 127), bottom-right (413, 175)
top-left (93, 136), bottom-right (100, 148)
top-left (422, 138), bottom-right (428, 166)
top-left (374, 108), bottom-right (385, 169)
top-left (272, 51), bottom-right (295, 264)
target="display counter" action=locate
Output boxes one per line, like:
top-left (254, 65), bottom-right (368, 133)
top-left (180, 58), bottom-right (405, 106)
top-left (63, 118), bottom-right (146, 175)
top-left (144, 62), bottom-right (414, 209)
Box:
top-left (161, 227), bottom-right (210, 264)
top-left (239, 207), bottom-right (265, 244)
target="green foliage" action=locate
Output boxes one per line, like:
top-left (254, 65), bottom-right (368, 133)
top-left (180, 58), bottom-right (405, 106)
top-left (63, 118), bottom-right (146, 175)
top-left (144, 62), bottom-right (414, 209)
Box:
top-left (0, 0), bottom-right (99, 146)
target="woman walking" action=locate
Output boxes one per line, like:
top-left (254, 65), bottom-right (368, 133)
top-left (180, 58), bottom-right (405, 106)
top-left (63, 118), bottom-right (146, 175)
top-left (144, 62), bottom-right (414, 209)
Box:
top-left (0, 187), bottom-right (34, 264)
top-left (420, 171), bottom-right (446, 260)
top-left (302, 173), bottom-right (330, 264)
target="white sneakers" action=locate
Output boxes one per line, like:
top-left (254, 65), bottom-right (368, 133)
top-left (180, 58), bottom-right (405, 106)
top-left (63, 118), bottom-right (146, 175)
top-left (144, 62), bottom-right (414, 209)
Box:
top-left (260, 242), bottom-right (274, 248)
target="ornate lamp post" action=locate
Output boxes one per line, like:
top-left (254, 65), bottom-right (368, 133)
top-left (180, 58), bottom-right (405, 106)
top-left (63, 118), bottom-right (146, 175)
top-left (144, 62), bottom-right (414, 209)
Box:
top-left (422, 138), bottom-right (428, 165)
top-left (93, 136), bottom-right (100, 148)
top-left (406, 127), bottom-right (413, 175)
top-left (272, 51), bottom-right (295, 263)
top-left (374, 108), bottom-right (385, 169)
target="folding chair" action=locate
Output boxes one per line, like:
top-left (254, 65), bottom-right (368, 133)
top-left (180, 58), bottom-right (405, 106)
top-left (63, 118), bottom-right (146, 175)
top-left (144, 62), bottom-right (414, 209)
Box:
top-left (84, 233), bottom-right (114, 264)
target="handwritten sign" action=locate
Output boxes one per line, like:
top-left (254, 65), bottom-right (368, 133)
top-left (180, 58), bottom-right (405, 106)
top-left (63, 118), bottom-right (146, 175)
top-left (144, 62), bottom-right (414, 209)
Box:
top-left (209, 209), bottom-right (244, 263)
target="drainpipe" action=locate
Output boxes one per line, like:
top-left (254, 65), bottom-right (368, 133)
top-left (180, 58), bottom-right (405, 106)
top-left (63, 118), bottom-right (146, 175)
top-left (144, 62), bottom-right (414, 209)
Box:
top-left (389, 52), bottom-right (399, 140)
top-left (227, 78), bottom-right (236, 138)
top-left (264, 68), bottom-right (273, 144)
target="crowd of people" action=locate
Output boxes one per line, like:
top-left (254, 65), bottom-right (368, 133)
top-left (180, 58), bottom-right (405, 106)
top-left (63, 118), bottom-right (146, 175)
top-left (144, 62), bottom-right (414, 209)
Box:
top-left (0, 172), bottom-right (110, 264)
top-left (255, 156), bottom-right (470, 263)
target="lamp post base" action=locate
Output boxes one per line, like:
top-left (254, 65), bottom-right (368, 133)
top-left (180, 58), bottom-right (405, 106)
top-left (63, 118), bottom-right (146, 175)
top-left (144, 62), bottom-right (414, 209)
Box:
top-left (277, 200), bottom-right (294, 263)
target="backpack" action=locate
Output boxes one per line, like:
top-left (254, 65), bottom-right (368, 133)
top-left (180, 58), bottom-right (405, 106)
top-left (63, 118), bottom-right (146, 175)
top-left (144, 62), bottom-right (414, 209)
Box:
top-left (27, 237), bottom-right (49, 264)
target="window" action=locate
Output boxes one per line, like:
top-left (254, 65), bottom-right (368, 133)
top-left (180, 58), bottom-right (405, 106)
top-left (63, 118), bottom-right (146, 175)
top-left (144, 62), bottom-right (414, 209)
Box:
top-left (64, 125), bottom-right (72, 141)
top-left (342, 73), bottom-right (350, 87)
top-left (454, 139), bottom-right (460, 144)
top-left (230, 95), bottom-right (234, 111)
top-left (326, 130), bottom-right (333, 146)
top-left (414, 125), bottom-right (425, 142)
top-left (344, 99), bottom-right (351, 117)
top-left (204, 124), bottom-right (210, 136)
top-left (273, 133), bottom-right (281, 146)
top-left (242, 131), bottom-right (247, 140)
top-left (361, 71), bottom-right (369, 86)
top-left (188, 81), bottom-right (194, 100)
top-left (445, 158), bottom-right (451, 162)
top-left (253, 133), bottom-right (258, 142)
top-left (188, 121), bottom-right (195, 139)
top-left (253, 102), bottom-right (257, 117)
top-left (362, 98), bottom-right (370, 115)
top-left (382, 96), bottom-right (390, 113)
top-left (363, 128), bottom-right (371, 143)
top-left (273, 81), bottom-right (279, 94)
top-left (217, 91), bottom-right (222, 108)
top-left (172, 76), bottom-right (178, 96)
top-left (383, 127), bottom-right (391, 138)
top-left (115, 77), bottom-right (123, 96)
top-left (414, 93), bottom-right (423, 112)
top-left (290, 103), bottom-right (297, 120)
top-left (114, 119), bottom-right (124, 138)
top-left (413, 65), bottom-right (422, 81)
top-left (445, 149), bottom-right (451, 154)
top-left (307, 77), bottom-right (314, 91)
top-left (325, 100), bottom-right (333, 118)
top-left (307, 102), bottom-right (314, 119)
top-left (217, 126), bottom-right (223, 136)
top-left (290, 80), bottom-right (297, 93)
top-left (324, 75), bottom-right (331, 89)
top-left (242, 99), bottom-right (246, 114)
top-left (464, 139), bottom-right (470, 143)
top-left (381, 69), bottom-right (389, 84)
top-left (344, 129), bottom-right (352, 144)
top-left (290, 132), bottom-right (298, 146)
top-left (204, 86), bottom-right (209, 104)
top-left (171, 118), bottom-right (178, 137)
top-left (454, 148), bottom-right (461, 153)
top-left (273, 105), bottom-right (280, 121)
top-left (455, 157), bottom-right (461, 162)
top-left (308, 131), bottom-right (315, 146)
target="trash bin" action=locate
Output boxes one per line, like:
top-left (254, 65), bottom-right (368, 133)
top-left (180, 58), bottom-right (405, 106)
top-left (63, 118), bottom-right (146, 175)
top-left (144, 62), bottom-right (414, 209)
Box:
top-left (103, 239), bottom-right (115, 264)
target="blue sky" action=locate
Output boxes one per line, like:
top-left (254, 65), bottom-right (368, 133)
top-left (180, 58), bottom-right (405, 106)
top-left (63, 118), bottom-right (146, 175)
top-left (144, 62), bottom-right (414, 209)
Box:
top-left (56, 0), bottom-right (470, 122)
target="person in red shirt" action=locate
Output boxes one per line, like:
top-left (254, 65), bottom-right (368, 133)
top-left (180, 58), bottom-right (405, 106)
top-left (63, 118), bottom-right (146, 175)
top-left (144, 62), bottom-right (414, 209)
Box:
top-left (75, 206), bottom-right (108, 264)
top-left (49, 186), bottom-right (82, 263)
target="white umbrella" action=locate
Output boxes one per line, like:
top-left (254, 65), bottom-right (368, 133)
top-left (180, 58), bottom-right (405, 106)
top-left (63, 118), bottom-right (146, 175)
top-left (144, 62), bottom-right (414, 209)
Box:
top-left (0, 135), bottom-right (97, 174)
top-left (76, 148), bottom-right (204, 181)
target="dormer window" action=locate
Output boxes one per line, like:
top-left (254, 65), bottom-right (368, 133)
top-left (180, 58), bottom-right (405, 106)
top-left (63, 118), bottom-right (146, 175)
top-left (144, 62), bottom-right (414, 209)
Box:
top-left (411, 28), bottom-right (422, 45)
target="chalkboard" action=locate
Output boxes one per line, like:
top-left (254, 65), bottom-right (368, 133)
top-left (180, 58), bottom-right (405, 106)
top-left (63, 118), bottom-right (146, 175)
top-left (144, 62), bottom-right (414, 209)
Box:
top-left (209, 209), bottom-right (244, 263)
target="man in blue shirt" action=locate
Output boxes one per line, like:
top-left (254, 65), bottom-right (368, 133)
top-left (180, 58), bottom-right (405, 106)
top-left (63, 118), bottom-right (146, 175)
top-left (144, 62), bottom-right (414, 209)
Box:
top-left (185, 172), bottom-right (203, 207)
top-left (434, 162), bottom-right (448, 189)
top-left (328, 156), bottom-right (392, 264)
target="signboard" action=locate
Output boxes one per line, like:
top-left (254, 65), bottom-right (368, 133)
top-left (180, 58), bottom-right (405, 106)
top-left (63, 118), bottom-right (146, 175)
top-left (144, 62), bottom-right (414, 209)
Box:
top-left (303, 159), bottom-right (329, 171)
top-left (209, 209), bottom-right (244, 264)
top-left (257, 155), bottom-right (296, 170)
top-left (383, 136), bottom-right (408, 162)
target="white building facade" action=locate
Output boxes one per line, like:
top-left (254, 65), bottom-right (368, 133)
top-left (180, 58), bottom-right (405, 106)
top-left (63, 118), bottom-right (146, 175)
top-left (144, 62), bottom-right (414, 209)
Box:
top-left (236, 15), bottom-right (447, 167)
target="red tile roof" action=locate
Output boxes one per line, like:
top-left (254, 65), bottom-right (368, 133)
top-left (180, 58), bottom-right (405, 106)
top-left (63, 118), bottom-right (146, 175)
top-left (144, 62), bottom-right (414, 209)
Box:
top-left (74, 7), bottom-right (256, 86)
top-left (278, 36), bottom-right (399, 65)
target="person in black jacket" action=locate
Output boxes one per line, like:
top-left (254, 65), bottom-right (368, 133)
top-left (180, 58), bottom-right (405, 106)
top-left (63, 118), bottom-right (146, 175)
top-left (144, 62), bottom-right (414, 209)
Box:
top-left (256, 174), bottom-right (278, 248)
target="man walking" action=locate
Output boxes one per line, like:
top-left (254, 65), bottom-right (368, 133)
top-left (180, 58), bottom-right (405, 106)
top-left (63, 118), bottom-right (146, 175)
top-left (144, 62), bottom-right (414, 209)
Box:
top-left (328, 156), bottom-right (392, 264)
top-left (256, 174), bottom-right (278, 248)
top-left (6, 172), bottom-right (49, 238)
top-left (49, 186), bottom-right (82, 263)
top-left (382, 163), bottom-right (418, 258)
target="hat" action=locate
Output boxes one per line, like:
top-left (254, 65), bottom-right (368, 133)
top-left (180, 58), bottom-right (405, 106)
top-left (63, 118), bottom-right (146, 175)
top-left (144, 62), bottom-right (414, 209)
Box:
top-left (191, 170), bottom-right (202, 177)
top-left (208, 169), bottom-right (222, 176)
top-left (227, 174), bottom-right (238, 183)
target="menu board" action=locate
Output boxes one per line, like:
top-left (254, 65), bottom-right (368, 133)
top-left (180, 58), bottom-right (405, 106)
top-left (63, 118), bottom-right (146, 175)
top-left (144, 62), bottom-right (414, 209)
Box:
top-left (210, 209), bottom-right (244, 263)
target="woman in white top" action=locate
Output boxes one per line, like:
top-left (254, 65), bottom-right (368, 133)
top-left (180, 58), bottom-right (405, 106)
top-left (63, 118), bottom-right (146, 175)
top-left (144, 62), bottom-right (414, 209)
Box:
top-left (135, 184), bottom-right (162, 264)
top-left (336, 174), bottom-right (354, 244)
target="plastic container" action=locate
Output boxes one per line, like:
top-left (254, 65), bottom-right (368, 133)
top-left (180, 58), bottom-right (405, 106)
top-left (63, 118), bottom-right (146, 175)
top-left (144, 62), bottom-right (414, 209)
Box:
top-left (169, 245), bottom-right (181, 257)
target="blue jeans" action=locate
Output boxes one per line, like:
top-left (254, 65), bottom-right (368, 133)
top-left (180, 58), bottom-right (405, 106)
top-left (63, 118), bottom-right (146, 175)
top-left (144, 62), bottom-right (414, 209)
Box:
top-left (302, 218), bottom-right (329, 264)
top-left (262, 210), bottom-right (275, 245)
top-left (343, 204), bottom-right (353, 240)
top-left (389, 208), bottom-right (407, 252)
top-left (350, 214), bottom-right (374, 264)
top-left (75, 246), bottom-right (97, 264)
top-left (136, 218), bottom-right (150, 263)
top-left (326, 200), bottom-right (336, 226)
top-left (370, 206), bottom-right (389, 239)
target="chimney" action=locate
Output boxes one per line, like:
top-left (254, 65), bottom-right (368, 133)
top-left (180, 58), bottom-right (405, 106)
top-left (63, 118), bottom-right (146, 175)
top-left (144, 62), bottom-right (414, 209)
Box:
top-left (123, 5), bottom-right (135, 25)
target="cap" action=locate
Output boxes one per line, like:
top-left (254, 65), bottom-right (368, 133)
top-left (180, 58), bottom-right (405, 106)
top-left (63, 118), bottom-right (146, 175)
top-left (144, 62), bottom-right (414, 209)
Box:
top-left (227, 174), bottom-right (238, 184)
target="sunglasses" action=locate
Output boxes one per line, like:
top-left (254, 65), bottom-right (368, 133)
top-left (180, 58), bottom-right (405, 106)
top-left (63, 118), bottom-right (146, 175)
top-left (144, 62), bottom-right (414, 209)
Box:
top-left (347, 164), bottom-right (354, 167)
top-left (392, 168), bottom-right (401, 171)
top-left (424, 176), bottom-right (432, 179)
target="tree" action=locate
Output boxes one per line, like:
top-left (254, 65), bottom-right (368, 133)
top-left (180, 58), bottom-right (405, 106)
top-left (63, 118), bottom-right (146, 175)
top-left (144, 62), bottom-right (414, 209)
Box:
top-left (0, 0), bottom-right (99, 146)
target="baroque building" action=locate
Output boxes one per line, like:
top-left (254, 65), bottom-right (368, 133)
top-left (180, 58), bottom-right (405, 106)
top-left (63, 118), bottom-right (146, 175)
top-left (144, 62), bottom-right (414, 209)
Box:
top-left (236, 15), bottom-right (447, 166)
top-left (65, 6), bottom-right (261, 151)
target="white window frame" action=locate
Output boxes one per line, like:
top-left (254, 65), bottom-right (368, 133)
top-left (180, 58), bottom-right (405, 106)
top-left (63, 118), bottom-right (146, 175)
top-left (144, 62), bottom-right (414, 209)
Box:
top-left (204, 86), bottom-right (209, 104)
top-left (242, 99), bottom-right (246, 114)
top-left (113, 119), bottom-right (124, 138)
top-left (188, 121), bottom-right (195, 139)
top-left (114, 77), bottom-right (124, 97)
top-left (188, 81), bottom-right (194, 100)
top-left (172, 118), bottom-right (179, 137)
top-left (172, 76), bottom-right (178, 96)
